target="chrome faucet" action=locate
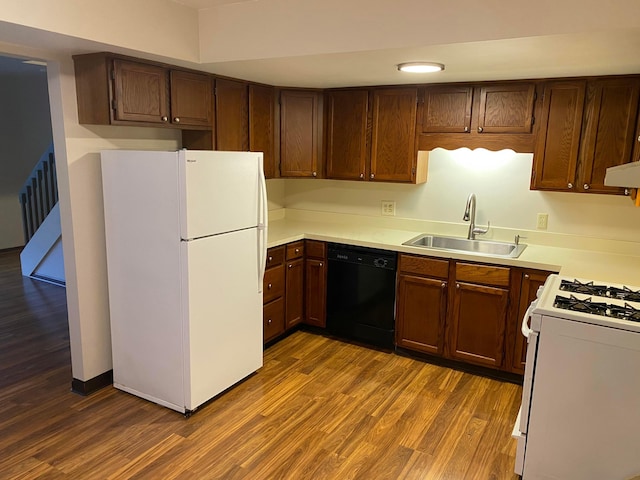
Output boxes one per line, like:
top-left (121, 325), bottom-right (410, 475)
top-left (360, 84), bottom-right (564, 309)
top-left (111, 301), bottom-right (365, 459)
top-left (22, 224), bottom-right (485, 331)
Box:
top-left (463, 193), bottom-right (490, 240)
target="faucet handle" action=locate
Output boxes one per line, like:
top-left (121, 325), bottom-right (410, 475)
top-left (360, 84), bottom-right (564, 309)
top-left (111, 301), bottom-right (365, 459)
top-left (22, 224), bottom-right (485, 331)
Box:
top-left (472, 221), bottom-right (490, 236)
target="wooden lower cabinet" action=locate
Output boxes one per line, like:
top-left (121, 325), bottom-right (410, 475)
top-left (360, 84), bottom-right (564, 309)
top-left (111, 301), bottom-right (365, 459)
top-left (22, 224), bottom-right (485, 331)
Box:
top-left (510, 270), bottom-right (552, 374)
top-left (448, 281), bottom-right (509, 368)
top-left (263, 297), bottom-right (285, 343)
top-left (285, 242), bottom-right (305, 329)
top-left (263, 246), bottom-right (285, 344)
top-left (304, 240), bottom-right (327, 327)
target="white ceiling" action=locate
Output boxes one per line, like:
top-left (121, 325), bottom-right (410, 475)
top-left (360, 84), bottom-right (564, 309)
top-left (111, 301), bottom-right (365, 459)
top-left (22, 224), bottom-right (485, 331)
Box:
top-left (167, 0), bottom-right (640, 88)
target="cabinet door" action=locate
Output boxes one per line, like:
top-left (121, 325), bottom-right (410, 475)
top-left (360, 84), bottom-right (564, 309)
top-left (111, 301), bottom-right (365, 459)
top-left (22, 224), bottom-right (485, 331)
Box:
top-left (420, 85), bottom-right (473, 133)
top-left (511, 271), bottom-right (549, 375)
top-left (370, 88), bottom-right (418, 183)
top-left (396, 274), bottom-right (447, 355)
top-left (112, 59), bottom-right (169, 124)
top-left (285, 258), bottom-right (304, 329)
top-left (477, 83), bottom-right (536, 134)
top-left (532, 80), bottom-right (586, 191)
top-left (215, 78), bottom-right (249, 151)
top-left (578, 78), bottom-right (640, 194)
top-left (249, 84), bottom-right (277, 178)
top-left (449, 282), bottom-right (509, 368)
top-left (325, 89), bottom-right (369, 180)
top-left (280, 90), bottom-right (320, 177)
top-left (305, 258), bottom-right (326, 327)
top-left (170, 70), bottom-right (213, 127)
top-left (263, 297), bottom-right (285, 343)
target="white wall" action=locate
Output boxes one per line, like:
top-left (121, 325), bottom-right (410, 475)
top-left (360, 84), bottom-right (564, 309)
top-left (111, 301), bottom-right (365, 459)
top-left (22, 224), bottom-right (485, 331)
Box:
top-left (0, 69), bottom-right (53, 249)
top-left (284, 148), bottom-right (640, 242)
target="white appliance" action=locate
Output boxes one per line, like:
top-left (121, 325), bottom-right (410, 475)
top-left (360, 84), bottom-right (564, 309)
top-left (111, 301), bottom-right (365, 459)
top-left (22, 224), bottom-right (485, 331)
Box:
top-left (513, 274), bottom-right (640, 479)
top-left (101, 149), bottom-right (268, 414)
top-left (604, 161), bottom-right (640, 188)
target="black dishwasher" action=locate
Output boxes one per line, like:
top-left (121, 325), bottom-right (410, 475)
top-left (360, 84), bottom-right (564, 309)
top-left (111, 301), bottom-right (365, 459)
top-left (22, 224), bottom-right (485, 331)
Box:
top-left (326, 243), bottom-right (397, 349)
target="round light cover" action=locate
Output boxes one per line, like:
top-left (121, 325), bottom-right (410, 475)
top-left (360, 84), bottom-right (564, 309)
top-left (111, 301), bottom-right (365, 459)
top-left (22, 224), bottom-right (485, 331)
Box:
top-left (397, 62), bottom-right (445, 73)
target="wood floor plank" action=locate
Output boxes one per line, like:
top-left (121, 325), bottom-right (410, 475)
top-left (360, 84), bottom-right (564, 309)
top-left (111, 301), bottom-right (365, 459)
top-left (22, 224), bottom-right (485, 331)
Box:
top-left (0, 250), bottom-right (523, 479)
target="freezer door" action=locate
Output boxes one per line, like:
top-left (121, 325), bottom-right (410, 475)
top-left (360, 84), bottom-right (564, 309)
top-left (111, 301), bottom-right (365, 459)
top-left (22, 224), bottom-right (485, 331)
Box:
top-left (181, 228), bottom-right (263, 410)
top-left (178, 150), bottom-right (266, 240)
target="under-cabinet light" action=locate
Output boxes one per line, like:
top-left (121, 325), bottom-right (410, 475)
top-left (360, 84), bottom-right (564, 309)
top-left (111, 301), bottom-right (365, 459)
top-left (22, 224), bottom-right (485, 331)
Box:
top-left (397, 62), bottom-right (444, 73)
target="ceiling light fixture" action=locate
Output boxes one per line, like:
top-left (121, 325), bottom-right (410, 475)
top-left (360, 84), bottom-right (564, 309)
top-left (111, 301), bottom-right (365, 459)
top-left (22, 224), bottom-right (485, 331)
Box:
top-left (397, 62), bottom-right (444, 73)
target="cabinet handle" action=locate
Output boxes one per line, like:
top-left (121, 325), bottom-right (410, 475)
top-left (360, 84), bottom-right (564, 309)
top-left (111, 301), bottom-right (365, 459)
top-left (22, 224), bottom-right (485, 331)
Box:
top-left (524, 274), bottom-right (530, 280)
top-left (319, 262), bottom-right (323, 267)
top-left (161, 116), bottom-right (168, 122)
top-left (568, 183), bottom-right (573, 189)
top-left (268, 256), bottom-right (273, 262)
top-left (478, 126), bottom-right (484, 133)
top-left (625, 188), bottom-right (630, 196)
top-left (637, 135), bottom-right (640, 142)
top-left (295, 248), bottom-right (300, 253)
top-left (268, 318), bottom-right (272, 325)
top-left (288, 264), bottom-right (293, 269)
top-left (312, 171), bottom-right (317, 177)
top-left (583, 183), bottom-right (590, 190)
top-left (370, 173), bottom-right (375, 179)
top-left (441, 282), bottom-right (446, 288)
top-left (359, 173), bottom-right (364, 179)
top-left (173, 117), bottom-right (180, 123)
top-left (267, 283), bottom-right (272, 289)
top-left (464, 126), bottom-right (469, 133)
top-left (456, 283), bottom-right (460, 289)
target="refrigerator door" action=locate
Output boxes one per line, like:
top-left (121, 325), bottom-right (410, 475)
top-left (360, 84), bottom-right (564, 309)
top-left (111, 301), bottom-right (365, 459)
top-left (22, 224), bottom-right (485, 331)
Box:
top-left (181, 227), bottom-right (263, 410)
top-left (178, 150), bottom-right (266, 240)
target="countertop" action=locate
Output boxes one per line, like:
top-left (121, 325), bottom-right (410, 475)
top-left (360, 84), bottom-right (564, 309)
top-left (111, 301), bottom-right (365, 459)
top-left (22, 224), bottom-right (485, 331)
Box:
top-left (267, 211), bottom-right (640, 286)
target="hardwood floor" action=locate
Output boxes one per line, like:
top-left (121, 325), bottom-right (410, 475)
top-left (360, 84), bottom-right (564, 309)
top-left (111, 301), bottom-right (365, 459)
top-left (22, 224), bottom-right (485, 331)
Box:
top-left (0, 249), bottom-right (522, 479)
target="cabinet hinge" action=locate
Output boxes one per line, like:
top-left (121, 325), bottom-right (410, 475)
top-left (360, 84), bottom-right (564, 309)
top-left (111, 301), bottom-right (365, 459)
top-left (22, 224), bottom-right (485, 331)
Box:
top-left (214, 87), bottom-right (217, 96)
top-left (111, 99), bottom-right (117, 110)
top-left (110, 69), bottom-right (115, 80)
top-left (533, 90), bottom-right (537, 102)
top-left (531, 115), bottom-right (535, 126)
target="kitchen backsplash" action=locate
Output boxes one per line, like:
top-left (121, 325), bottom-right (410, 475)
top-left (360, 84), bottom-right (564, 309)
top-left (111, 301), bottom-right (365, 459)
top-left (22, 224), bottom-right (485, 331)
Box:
top-left (272, 148), bottom-right (640, 243)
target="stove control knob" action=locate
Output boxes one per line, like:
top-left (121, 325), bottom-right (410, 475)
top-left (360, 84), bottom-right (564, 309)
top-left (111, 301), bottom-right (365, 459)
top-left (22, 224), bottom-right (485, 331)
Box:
top-left (567, 183), bottom-right (573, 189)
top-left (583, 183), bottom-right (590, 190)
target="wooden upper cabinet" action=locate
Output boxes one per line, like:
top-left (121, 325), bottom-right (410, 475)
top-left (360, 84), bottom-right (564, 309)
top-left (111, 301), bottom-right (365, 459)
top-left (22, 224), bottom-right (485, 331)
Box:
top-left (325, 89), bottom-right (369, 180)
top-left (280, 90), bottom-right (322, 178)
top-left (215, 78), bottom-right (249, 151)
top-left (370, 87), bottom-right (418, 182)
top-left (477, 83), bottom-right (536, 134)
top-left (169, 70), bottom-right (213, 127)
top-left (531, 80), bottom-right (586, 191)
top-left (420, 85), bottom-right (473, 133)
top-left (249, 84), bottom-right (277, 178)
top-left (112, 59), bottom-right (169, 124)
top-left (577, 78), bottom-right (640, 194)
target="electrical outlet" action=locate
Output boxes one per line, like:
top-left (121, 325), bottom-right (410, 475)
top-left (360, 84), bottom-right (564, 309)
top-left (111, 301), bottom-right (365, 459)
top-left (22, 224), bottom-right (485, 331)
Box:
top-left (381, 200), bottom-right (396, 216)
top-left (537, 213), bottom-right (548, 230)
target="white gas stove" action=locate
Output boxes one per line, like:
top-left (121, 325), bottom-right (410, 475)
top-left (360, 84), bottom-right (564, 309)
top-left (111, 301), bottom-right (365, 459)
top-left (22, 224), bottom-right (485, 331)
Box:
top-left (514, 274), bottom-right (640, 480)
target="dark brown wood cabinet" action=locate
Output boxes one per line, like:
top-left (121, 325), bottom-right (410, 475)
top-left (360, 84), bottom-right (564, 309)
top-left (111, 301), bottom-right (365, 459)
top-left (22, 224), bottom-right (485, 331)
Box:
top-left (215, 78), bottom-right (249, 151)
top-left (325, 89), bottom-right (369, 180)
top-left (531, 80), bottom-right (586, 191)
top-left (417, 82), bottom-right (537, 152)
top-left (280, 90), bottom-right (322, 178)
top-left (447, 263), bottom-right (510, 369)
top-left (370, 88), bottom-right (420, 183)
top-left (396, 255), bottom-right (449, 355)
top-left (285, 242), bottom-right (304, 329)
top-left (304, 240), bottom-right (327, 327)
top-left (249, 84), bottom-right (277, 178)
top-left (510, 270), bottom-right (551, 374)
top-left (577, 78), bottom-right (640, 194)
top-left (263, 246), bottom-right (286, 343)
top-left (73, 53), bottom-right (213, 129)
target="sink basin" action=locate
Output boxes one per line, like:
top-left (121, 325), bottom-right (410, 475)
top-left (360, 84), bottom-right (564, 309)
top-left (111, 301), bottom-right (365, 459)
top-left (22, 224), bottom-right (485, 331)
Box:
top-left (403, 234), bottom-right (527, 258)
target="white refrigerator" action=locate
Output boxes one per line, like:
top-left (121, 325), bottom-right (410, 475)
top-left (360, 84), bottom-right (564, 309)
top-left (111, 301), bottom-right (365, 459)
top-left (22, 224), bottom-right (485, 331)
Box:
top-left (101, 149), bottom-right (267, 414)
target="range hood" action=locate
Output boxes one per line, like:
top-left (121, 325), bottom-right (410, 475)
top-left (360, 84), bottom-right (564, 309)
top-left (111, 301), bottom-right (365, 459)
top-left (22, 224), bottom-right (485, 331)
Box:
top-left (604, 162), bottom-right (640, 188)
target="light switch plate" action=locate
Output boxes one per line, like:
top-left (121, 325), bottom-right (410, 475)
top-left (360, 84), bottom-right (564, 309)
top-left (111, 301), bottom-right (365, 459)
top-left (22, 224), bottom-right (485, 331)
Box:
top-left (381, 200), bottom-right (396, 216)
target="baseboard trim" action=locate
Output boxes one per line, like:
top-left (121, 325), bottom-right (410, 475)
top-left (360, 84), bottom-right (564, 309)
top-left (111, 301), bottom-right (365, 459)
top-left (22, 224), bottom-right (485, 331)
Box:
top-left (71, 370), bottom-right (113, 396)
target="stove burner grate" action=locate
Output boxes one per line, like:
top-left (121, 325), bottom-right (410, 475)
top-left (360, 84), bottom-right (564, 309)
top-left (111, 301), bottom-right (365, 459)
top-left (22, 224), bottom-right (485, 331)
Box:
top-left (559, 279), bottom-right (608, 297)
top-left (554, 295), bottom-right (640, 323)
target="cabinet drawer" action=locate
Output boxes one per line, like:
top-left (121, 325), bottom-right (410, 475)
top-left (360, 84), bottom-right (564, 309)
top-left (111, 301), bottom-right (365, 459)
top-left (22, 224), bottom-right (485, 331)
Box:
top-left (286, 241), bottom-right (304, 260)
top-left (399, 254), bottom-right (449, 279)
top-left (263, 264), bottom-right (285, 303)
top-left (266, 246), bottom-right (285, 268)
top-left (263, 297), bottom-right (285, 343)
top-left (455, 262), bottom-right (510, 287)
top-left (305, 240), bottom-right (326, 259)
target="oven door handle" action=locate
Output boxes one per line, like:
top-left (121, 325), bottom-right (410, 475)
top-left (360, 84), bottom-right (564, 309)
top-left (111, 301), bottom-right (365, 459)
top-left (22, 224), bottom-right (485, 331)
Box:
top-left (521, 302), bottom-right (535, 338)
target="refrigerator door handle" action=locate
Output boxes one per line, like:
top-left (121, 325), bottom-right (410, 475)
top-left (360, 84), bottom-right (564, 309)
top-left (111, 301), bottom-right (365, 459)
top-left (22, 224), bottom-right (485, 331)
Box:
top-left (257, 164), bottom-right (268, 293)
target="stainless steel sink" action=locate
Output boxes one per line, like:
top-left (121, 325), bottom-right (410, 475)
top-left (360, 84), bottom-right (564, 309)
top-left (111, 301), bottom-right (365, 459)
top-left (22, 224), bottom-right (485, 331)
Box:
top-left (403, 234), bottom-right (527, 258)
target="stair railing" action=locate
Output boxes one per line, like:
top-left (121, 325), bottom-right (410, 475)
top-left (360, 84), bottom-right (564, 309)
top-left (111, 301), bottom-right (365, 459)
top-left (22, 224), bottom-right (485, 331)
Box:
top-left (19, 143), bottom-right (57, 243)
